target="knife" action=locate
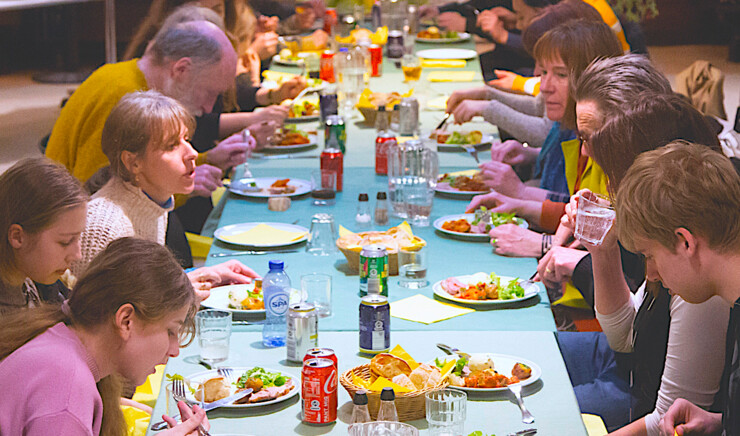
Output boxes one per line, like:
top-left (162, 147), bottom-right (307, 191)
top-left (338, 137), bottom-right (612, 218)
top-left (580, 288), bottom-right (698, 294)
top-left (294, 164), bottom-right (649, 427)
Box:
top-left (150, 389), bottom-right (254, 431)
top-left (435, 112), bottom-right (451, 131)
top-left (210, 249), bottom-right (300, 257)
top-left (252, 154), bottom-right (320, 160)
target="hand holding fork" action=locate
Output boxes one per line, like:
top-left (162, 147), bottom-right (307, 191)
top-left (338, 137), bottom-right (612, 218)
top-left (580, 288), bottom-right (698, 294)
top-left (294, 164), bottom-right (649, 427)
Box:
top-left (161, 379), bottom-right (211, 436)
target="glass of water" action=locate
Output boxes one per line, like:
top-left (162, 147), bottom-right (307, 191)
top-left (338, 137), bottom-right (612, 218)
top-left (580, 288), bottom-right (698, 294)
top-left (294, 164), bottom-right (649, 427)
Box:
top-left (425, 389), bottom-right (467, 436)
top-left (306, 213), bottom-right (338, 255)
top-left (196, 309), bottom-right (232, 365)
top-left (398, 246), bottom-right (428, 288)
top-left (301, 273), bottom-right (332, 317)
top-left (574, 191), bottom-right (615, 246)
top-left (403, 179), bottom-right (434, 227)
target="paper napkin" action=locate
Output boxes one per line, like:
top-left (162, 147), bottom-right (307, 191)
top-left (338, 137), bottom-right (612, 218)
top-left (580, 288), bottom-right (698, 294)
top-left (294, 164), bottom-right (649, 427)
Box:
top-left (220, 223), bottom-right (307, 245)
top-left (427, 96), bottom-right (449, 110)
top-left (427, 71), bottom-right (476, 82)
top-left (421, 59), bottom-right (466, 68)
top-left (390, 294), bottom-right (474, 324)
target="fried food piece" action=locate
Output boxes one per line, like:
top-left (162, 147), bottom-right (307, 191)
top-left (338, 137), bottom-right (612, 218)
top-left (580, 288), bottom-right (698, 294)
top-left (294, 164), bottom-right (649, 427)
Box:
top-left (370, 353), bottom-right (412, 379)
top-left (512, 363), bottom-right (532, 380)
top-left (195, 377), bottom-right (230, 402)
top-left (279, 132), bottom-right (311, 146)
top-left (449, 174), bottom-right (487, 192)
top-left (271, 179), bottom-right (290, 188)
top-left (442, 219), bottom-right (471, 233)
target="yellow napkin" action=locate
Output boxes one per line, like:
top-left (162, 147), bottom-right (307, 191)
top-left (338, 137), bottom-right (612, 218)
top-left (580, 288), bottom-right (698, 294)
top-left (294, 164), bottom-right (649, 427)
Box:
top-left (390, 294), bottom-right (474, 324)
top-left (262, 70), bottom-right (298, 84)
top-left (368, 376), bottom-right (414, 393)
top-left (427, 96), bottom-right (448, 110)
top-left (582, 414), bottom-right (608, 436)
top-left (421, 59), bottom-right (466, 68)
top-left (221, 223), bottom-right (307, 245)
top-left (427, 71), bottom-right (476, 82)
top-left (389, 344), bottom-right (420, 370)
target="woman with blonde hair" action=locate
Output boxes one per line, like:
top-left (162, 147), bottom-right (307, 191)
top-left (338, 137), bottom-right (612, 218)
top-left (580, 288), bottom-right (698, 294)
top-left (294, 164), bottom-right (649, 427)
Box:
top-left (0, 237), bottom-right (208, 435)
top-left (71, 90), bottom-right (259, 299)
top-left (0, 158), bottom-right (88, 315)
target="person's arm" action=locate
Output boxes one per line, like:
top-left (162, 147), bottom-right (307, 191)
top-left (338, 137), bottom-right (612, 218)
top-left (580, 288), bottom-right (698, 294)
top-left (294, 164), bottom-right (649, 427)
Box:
top-left (485, 86), bottom-right (544, 115)
top-left (639, 296), bottom-right (729, 435)
top-left (481, 100), bottom-right (552, 148)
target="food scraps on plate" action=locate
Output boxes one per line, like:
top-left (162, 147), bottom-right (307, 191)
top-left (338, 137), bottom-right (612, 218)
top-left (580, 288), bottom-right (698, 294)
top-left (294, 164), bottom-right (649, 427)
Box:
top-left (438, 172), bottom-right (488, 192)
top-left (167, 368), bottom-right (296, 404)
top-left (441, 207), bottom-right (518, 234)
top-left (440, 272), bottom-right (526, 301)
top-left (434, 354), bottom-right (532, 388)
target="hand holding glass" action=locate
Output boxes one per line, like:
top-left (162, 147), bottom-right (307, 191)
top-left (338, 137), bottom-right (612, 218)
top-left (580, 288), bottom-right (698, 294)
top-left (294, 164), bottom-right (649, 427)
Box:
top-left (574, 192), bottom-right (615, 246)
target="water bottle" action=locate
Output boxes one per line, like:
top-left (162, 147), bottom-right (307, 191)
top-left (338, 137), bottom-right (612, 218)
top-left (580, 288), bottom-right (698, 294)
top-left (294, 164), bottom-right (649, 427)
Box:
top-left (262, 260), bottom-right (291, 347)
top-left (377, 387), bottom-right (399, 421)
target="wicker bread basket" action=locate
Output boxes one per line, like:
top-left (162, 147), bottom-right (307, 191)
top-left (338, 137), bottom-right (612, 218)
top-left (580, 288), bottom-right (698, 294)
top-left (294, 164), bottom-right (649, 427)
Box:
top-left (340, 364), bottom-right (448, 421)
top-left (336, 237), bottom-right (426, 276)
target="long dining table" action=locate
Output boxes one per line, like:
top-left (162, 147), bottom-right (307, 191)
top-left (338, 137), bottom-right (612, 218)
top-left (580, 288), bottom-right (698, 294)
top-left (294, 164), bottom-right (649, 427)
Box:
top-left (146, 35), bottom-right (589, 436)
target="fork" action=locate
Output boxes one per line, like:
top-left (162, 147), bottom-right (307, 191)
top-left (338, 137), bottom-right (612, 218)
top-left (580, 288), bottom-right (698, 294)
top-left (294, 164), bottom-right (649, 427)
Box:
top-left (172, 379), bottom-right (212, 436)
top-left (508, 383), bottom-right (534, 424)
top-left (461, 144), bottom-right (480, 163)
top-left (217, 367), bottom-right (234, 384)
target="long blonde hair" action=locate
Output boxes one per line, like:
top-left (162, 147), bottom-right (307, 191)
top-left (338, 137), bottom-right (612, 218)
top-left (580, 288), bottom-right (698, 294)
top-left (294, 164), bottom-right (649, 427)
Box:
top-left (0, 237), bottom-right (197, 436)
top-left (0, 158), bottom-right (88, 279)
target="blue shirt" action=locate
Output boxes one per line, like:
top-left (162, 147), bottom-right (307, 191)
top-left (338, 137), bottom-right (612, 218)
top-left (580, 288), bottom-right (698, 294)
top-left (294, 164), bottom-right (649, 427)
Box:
top-left (535, 122), bottom-right (574, 198)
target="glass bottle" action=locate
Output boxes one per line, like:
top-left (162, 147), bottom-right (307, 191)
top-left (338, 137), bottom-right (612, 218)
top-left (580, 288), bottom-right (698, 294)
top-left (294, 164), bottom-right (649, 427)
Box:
top-left (377, 387), bottom-right (399, 421)
top-left (350, 390), bottom-right (372, 425)
top-left (356, 193), bottom-right (372, 229)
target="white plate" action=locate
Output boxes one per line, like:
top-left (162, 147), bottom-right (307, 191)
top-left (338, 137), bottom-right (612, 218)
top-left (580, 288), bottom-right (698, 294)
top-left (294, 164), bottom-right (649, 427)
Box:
top-left (214, 222), bottom-right (310, 248)
top-left (416, 48), bottom-right (477, 60)
top-left (439, 353), bottom-right (542, 392)
top-left (263, 134), bottom-right (318, 152)
top-left (228, 177), bottom-right (311, 198)
top-left (433, 214), bottom-right (528, 240)
top-left (201, 284), bottom-right (304, 317)
top-left (435, 182), bottom-right (488, 196)
top-left (435, 133), bottom-right (494, 152)
top-left (271, 54), bottom-right (304, 66)
top-left (415, 32), bottom-right (471, 44)
top-left (285, 114), bottom-right (320, 124)
top-left (433, 274), bottom-right (539, 305)
top-left (184, 367), bottom-right (299, 408)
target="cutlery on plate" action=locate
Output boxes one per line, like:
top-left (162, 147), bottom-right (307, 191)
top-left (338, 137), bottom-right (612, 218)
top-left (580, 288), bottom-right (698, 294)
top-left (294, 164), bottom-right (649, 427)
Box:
top-left (251, 154), bottom-right (320, 160)
top-left (462, 144), bottom-right (480, 163)
top-left (209, 249), bottom-right (300, 258)
top-left (436, 343), bottom-right (472, 360)
top-left (508, 383), bottom-right (535, 424)
top-left (150, 380), bottom-right (253, 431)
top-left (508, 429), bottom-right (537, 436)
top-left (435, 112), bottom-right (451, 131)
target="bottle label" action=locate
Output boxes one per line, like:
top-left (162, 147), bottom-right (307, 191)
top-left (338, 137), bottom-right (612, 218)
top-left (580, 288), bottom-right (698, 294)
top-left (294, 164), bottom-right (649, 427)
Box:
top-left (266, 292), bottom-right (289, 316)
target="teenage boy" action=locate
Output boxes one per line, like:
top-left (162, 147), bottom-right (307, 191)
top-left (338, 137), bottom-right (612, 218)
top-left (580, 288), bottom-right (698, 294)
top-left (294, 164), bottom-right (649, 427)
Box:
top-left (613, 141), bottom-right (740, 436)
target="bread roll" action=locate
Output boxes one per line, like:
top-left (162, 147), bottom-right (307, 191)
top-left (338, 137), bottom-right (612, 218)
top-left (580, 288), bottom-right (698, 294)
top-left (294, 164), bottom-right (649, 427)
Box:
top-left (195, 377), bottom-right (230, 403)
top-left (391, 374), bottom-right (416, 391)
top-left (370, 353), bottom-right (412, 379)
top-left (409, 363), bottom-right (441, 389)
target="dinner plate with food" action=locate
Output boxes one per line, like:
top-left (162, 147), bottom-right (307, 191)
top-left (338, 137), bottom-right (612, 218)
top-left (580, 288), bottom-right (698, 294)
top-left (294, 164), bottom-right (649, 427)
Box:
top-left (285, 99), bottom-right (320, 123)
top-left (272, 49), bottom-right (312, 66)
top-left (228, 177), bottom-right (311, 198)
top-left (436, 171), bottom-right (489, 196)
top-left (263, 128), bottom-right (318, 152)
top-left (416, 27), bottom-right (471, 43)
top-left (215, 222), bottom-right (309, 248)
top-left (173, 367), bottom-right (299, 408)
top-left (432, 272), bottom-right (539, 305)
top-left (433, 353), bottom-right (541, 392)
top-left (201, 283), bottom-right (304, 318)
top-left (433, 209), bottom-right (528, 241)
top-left (430, 129), bottom-right (494, 152)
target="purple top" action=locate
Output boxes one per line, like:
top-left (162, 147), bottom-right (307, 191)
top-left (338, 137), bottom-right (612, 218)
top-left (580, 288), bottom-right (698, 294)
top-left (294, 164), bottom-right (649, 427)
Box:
top-left (0, 323), bottom-right (103, 435)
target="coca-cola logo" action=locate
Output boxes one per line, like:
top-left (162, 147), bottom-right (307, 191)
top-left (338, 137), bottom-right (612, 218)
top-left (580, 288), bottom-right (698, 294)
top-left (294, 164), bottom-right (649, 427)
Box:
top-left (323, 369), bottom-right (337, 394)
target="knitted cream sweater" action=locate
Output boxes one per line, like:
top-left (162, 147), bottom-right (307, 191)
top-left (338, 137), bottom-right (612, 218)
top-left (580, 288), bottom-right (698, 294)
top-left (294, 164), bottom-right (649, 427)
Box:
top-left (71, 177), bottom-right (173, 277)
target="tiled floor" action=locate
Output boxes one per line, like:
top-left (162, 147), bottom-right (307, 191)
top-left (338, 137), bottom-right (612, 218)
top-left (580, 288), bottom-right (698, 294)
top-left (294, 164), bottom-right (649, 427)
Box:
top-left (1, 45), bottom-right (739, 174)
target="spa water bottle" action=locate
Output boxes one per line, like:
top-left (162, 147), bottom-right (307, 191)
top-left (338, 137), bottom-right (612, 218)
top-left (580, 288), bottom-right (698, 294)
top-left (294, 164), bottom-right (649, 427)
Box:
top-left (262, 260), bottom-right (291, 347)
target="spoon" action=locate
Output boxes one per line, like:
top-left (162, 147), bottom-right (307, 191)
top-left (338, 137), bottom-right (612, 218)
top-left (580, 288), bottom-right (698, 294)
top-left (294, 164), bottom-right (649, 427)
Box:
top-left (436, 343), bottom-right (471, 360)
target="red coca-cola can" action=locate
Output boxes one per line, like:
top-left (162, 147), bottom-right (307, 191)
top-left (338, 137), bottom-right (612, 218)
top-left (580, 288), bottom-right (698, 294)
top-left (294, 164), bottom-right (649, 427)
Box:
top-left (320, 51), bottom-right (335, 83)
top-left (323, 9), bottom-right (338, 34)
top-left (375, 133), bottom-right (396, 175)
top-left (304, 348), bottom-right (338, 368)
top-left (302, 358), bottom-right (338, 425)
top-left (320, 148), bottom-right (343, 191)
top-left (369, 45), bottom-right (383, 77)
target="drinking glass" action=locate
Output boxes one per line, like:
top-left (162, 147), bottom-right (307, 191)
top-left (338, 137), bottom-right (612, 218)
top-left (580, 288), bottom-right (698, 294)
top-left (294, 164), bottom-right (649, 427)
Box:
top-left (196, 310), bottom-right (232, 365)
top-left (306, 213), bottom-right (338, 255)
top-left (348, 421), bottom-right (419, 436)
top-left (404, 179), bottom-right (434, 227)
top-left (402, 53), bottom-right (422, 83)
top-left (574, 191), bottom-right (615, 246)
top-left (425, 389), bottom-right (467, 436)
top-left (310, 169), bottom-right (336, 206)
top-left (398, 246), bottom-right (428, 288)
top-left (301, 273), bottom-right (332, 317)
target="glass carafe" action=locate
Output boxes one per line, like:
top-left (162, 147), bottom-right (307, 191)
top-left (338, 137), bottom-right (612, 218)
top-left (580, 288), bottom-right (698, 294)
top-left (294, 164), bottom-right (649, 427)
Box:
top-left (387, 139), bottom-right (438, 226)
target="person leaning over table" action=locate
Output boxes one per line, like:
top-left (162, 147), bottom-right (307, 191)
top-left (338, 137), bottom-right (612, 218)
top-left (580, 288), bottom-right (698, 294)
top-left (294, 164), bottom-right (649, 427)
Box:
top-left (445, 0), bottom-right (603, 153)
top-left (458, 20), bottom-right (622, 257)
top-left (0, 158), bottom-right (88, 316)
top-left (418, 0), bottom-right (514, 43)
top-left (69, 90), bottom-right (260, 302)
top-left (548, 97), bottom-right (729, 435)
top-left (576, 142), bottom-right (740, 436)
top-left (0, 237), bottom-right (210, 436)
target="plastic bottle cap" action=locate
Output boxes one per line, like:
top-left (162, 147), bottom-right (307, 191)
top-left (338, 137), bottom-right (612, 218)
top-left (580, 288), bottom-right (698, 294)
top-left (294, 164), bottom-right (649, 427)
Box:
top-left (339, 47), bottom-right (349, 52)
top-left (377, 192), bottom-right (387, 200)
top-left (359, 193), bottom-right (369, 201)
top-left (380, 387), bottom-right (395, 401)
top-left (353, 390), bottom-right (369, 405)
top-left (268, 260), bottom-right (284, 270)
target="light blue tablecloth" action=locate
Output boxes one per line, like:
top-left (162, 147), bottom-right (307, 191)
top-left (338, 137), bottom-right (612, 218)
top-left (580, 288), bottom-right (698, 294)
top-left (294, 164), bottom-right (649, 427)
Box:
top-left (146, 331), bottom-right (588, 436)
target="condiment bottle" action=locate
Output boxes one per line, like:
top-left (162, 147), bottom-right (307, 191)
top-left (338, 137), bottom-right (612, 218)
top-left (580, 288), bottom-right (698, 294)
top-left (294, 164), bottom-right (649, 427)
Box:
top-left (356, 193), bottom-right (372, 229)
top-left (377, 387), bottom-right (399, 421)
top-left (374, 192), bottom-right (389, 225)
top-left (350, 390), bottom-right (371, 425)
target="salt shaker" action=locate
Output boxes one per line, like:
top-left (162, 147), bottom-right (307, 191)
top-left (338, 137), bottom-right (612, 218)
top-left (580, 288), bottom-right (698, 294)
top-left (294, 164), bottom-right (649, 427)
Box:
top-left (356, 193), bottom-right (372, 229)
